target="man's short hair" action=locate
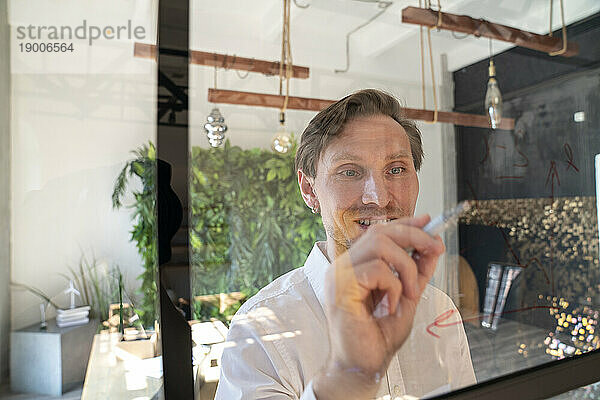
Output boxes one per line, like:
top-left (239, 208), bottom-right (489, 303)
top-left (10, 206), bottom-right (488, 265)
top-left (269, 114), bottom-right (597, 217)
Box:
top-left (294, 89), bottom-right (424, 177)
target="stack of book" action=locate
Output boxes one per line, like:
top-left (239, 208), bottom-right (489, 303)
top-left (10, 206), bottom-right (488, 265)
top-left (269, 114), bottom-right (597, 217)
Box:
top-left (56, 306), bottom-right (91, 328)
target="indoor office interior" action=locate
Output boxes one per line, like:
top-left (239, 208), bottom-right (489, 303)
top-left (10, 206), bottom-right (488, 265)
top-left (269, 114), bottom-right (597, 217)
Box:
top-left (1, 0), bottom-right (600, 399)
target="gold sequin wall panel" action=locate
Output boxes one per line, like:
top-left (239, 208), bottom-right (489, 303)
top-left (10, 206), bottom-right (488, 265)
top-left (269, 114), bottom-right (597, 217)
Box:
top-left (460, 196), bottom-right (599, 305)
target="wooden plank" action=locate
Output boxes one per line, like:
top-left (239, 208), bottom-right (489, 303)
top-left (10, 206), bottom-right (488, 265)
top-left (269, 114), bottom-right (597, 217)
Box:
top-left (401, 6), bottom-right (579, 57)
top-left (134, 42), bottom-right (156, 60)
top-left (208, 88), bottom-right (333, 112)
top-left (134, 43), bottom-right (309, 78)
top-left (190, 51), bottom-right (309, 79)
top-left (208, 88), bottom-right (515, 130)
top-left (402, 107), bottom-right (514, 130)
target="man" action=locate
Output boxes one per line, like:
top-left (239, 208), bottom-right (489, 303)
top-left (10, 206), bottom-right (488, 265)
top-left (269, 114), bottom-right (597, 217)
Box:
top-left (215, 89), bottom-right (476, 399)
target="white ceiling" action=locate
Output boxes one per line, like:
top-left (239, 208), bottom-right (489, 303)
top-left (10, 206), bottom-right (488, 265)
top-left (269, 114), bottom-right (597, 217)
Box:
top-left (191, 0), bottom-right (600, 83)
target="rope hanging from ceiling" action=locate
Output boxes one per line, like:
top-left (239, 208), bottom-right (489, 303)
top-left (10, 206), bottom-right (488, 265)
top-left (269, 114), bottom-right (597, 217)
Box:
top-left (279, 0), bottom-right (293, 124)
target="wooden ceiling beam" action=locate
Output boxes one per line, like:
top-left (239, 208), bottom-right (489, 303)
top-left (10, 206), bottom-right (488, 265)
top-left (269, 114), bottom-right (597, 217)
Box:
top-left (208, 88), bottom-right (515, 130)
top-left (401, 6), bottom-right (579, 57)
top-left (208, 88), bottom-right (333, 113)
top-left (134, 43), bottom-right (310, 78)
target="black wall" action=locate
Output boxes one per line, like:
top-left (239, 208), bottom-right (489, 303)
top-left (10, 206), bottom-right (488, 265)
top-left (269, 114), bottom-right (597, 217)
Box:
top-left (455, 13), bottom-right (600, 201)
top-left (454, 13), bottom-right (600, 316)
top-left (454, 13), bottom-right (600, 112)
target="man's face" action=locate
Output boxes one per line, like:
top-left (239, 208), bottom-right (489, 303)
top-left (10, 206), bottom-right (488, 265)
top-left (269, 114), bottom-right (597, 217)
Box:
top-left (306, 114), bottom-right (419, 253)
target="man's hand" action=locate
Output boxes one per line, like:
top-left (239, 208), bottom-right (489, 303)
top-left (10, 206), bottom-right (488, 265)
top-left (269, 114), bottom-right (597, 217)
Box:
top-left (313, 215), bottom-right (445, 400)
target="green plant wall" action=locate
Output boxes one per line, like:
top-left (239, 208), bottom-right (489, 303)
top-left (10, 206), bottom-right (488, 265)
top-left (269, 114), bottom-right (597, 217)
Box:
top-left (114, 140), bottom-right (324, 325)
top-left (190, 140), bottom-right (324, 318)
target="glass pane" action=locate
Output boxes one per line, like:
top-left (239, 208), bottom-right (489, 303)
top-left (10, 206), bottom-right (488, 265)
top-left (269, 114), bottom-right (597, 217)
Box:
top-left (183, 1), bottom-right (600, 400)
top-left (5, 0), bottom-right (160, 398)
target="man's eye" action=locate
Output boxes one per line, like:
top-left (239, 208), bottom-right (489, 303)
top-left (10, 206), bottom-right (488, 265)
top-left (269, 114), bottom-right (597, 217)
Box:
top-left (390, 167), bottom-right (404, 175)
top-left (342, 170), bottom-right (357, 177)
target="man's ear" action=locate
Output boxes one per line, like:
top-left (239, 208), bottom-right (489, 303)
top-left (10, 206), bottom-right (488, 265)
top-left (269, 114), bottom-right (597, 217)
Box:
top-left (297, 169), bottom-right (318, 210)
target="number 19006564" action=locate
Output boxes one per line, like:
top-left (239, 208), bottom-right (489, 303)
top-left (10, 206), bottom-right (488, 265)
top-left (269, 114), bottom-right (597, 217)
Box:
top-left (19, 42), bottom-right (74, 52)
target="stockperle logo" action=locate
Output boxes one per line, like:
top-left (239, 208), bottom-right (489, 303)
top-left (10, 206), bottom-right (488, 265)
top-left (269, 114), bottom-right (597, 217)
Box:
top-left (15, 20), bottom-right (147, 46)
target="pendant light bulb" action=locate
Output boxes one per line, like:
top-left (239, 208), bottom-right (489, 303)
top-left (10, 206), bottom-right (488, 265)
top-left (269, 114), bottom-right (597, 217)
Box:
top-left (271, 123), bottom-right (293, 154)
top-left (204, 108), bottom-right (227, 148)
top-left (485, 59), bottom-right (503, 130)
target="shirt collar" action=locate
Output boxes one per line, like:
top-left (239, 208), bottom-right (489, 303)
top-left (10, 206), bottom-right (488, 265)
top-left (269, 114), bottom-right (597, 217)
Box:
top-left (303, 241), bottom-right (331, 310)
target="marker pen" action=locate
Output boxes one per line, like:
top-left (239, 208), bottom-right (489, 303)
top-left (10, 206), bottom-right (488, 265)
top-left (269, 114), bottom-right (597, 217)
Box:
top-left (406, 200), bottom-right (471, 254)
top-left (384, 201), bottom-right (472, 315)
top-left (389, 201), bottom-right (471, 277)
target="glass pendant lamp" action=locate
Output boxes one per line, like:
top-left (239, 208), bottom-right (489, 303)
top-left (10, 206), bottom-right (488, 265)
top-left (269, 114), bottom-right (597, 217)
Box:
top-left (485, 39), bottom-right (503, 129)
top-left (272, 112), bottom-right (293, 154)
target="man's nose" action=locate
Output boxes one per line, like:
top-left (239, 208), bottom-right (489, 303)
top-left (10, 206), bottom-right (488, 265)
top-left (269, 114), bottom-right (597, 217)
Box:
top-left (361, 173), bottom-right (389, 206)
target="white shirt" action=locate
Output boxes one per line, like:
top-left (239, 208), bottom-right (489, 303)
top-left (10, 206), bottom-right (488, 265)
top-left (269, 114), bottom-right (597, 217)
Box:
top-left (215, 243), bottom-right (476, 399)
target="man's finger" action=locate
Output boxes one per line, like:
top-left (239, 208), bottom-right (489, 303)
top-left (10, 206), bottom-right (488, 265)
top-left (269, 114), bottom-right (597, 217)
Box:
top-left (331, 253), bottom-right (403, 316)
top-left (351, 235), bottom-right (418, 300)
top-left (348, 219), bottom-right (441, 300)
top-left (413, 235), bottom-right (445, 291)
top-left (353, 260), bottom-right (403, 316)
top-left (371, 222), bottom-right (441, 259)
top-left (391, 214), bottom-right (430, 228)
